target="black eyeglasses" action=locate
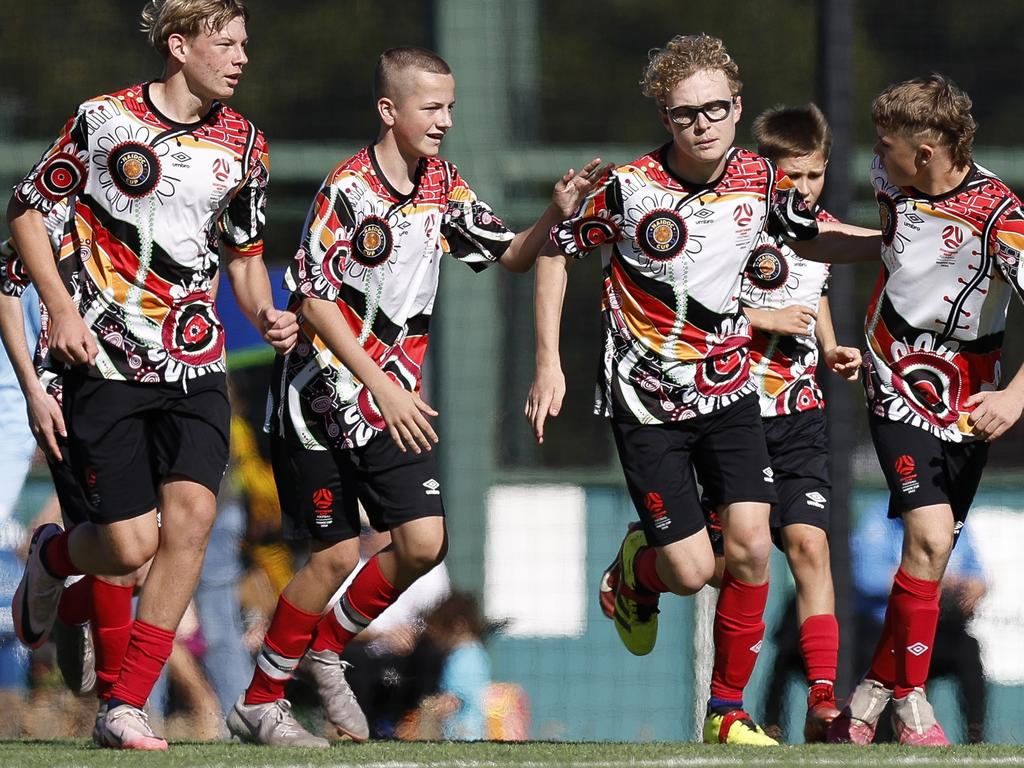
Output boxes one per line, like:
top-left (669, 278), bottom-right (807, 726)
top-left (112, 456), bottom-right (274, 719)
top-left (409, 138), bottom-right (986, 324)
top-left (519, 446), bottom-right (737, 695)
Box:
top-left (664, 98), bottom-right (735, 128)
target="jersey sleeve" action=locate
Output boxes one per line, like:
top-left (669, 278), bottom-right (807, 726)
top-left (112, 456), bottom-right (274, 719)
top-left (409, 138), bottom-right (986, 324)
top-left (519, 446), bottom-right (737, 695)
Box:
top-left (440, 168), bottom-right (514, 272)
top-left (13, 111), bottom-right (90, 215)
top-left (991, 204), bottom-right (1024, 304)
top-left (550, 172), bottom-right (623, 259)
top-left (284, 172), bottom-right (357, 303)
top-left (0, 239), bottom-right (30, 298)
top-left (766, 166), bottom-right (818, 241)
top-left (219, 129), bottom-right (269, 258)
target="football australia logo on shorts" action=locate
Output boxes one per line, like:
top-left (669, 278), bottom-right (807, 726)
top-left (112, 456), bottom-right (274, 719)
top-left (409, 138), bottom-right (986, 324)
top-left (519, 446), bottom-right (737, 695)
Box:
top-left (644, 491), bottom-right (672, 531)
top-left (312, 487), bottom-right (334, 528)
top-left (894, 454), bottom-right (919, 495)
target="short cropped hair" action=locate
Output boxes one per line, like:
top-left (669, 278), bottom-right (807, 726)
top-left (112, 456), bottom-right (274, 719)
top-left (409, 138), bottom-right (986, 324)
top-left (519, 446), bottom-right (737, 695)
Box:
top-left (872, 74), bottom-right (976, 169)
top-left (373, 47), bottom-right (452, 104)
top-left (752, 103), bottom-right (833, 162)
top-left (140, 0), bottom-right (249, 57)
top-left (641, 34), bottom-right (742, 105)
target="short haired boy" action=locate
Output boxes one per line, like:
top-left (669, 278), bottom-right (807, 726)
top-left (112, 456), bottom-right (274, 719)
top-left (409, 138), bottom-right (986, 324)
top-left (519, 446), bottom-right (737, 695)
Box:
top-left (226, 46), bottom-right (605, 747)
top-left (735, 103), bottom-right (861, 742)
top-left (798, 75), bottom-right (1024, 746)
top-left (526, 34), bottom-right (822, 746)
top-left (7, 0), bottom-right (297, 750)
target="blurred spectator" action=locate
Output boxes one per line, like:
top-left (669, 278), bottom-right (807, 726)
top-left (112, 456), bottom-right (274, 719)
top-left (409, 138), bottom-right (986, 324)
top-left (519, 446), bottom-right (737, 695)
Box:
top-left (852, 509), bottom-right (988, 743)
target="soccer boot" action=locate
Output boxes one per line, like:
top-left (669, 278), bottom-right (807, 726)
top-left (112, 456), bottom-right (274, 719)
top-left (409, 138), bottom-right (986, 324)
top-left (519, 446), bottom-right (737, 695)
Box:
top-left (298, 649), bottom-right (369, 741)
top-left (608, 524), bottom-right (659, 655)
top-left (703, 708), bottom-right (779, 745)
top-left (891, 687), bottom-right (950, 746)
top-left (598, 522), bottom-right (643, 619)
top-left (100, 703), bottom-right (168, 750)
top-left (91, 701), bottom-right (109, 747)
top-left (53, 617), bottom-right (96, 695)
top-left (226, 694), bottom-right (330, 747)
top-left (12, 523), bottom-right (66, 649)
top-left (803, 684), bottom-right (841, 743)
top-left (828, 677), bottom-right (892, 744)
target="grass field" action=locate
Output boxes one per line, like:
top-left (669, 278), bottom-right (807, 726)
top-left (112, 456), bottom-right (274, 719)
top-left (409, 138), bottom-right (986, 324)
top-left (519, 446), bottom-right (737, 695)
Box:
top-left (2, 741), bottom-right (1024, 767)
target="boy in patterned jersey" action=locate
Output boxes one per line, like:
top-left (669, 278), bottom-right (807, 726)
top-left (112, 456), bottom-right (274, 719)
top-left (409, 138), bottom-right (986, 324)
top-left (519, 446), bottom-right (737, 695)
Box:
top-left (791, 75), bottom-right (1024, 746)
top-left (227, 46), bottom-right (605, 747)
top-left (525, 34), bottom-right (843, 746)
top-left (0, 210), bottom-right (154, 744)
top-left (735, 104), bottom-right (861, 742)
top-left (7, 0), bottom-right (298, 751)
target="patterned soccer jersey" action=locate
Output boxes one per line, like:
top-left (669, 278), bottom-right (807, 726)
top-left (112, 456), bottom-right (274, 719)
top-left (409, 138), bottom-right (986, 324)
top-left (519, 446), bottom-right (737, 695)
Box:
top-left (13, 82), bottom-right (268, 386)
top-left (742, 209), bottom-right (836, 418)
top-left (270, 145), bottom-right (514, 450)
top-left (551, 144), bottom-right (818, 423)
top-left (865, 157), bottom-right (1024, 442)
top-left (0, 199), bottom-right (75, 403)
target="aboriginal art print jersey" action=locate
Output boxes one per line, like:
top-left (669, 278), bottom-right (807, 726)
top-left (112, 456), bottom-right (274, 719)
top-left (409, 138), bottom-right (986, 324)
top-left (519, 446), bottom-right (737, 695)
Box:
top-left (271, 145), bottom-right (514, 450)
top-left (0, 199), bottom-right (75, 403)
top-left (551, 144), bottom-right (818, 423)
top-left (865, 158), bottom-right (1024, 442)
top-left (742, 208), bottom-right (836, 418)
top-left (14, 83), bottom-right (268, 386)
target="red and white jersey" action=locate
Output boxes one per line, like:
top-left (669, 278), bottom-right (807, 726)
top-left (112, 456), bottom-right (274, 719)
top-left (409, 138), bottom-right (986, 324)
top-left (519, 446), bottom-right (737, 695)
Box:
top-left (14, 83), bottom-right (268, 386)
top-left (271, 145), bottom-right (513, 450)
top-left (864, 157), bottom-right (1024, 442)
top-left (551, 144), bottom-right (818, 423)
top-left (742, 209), bottom-right (835, 418)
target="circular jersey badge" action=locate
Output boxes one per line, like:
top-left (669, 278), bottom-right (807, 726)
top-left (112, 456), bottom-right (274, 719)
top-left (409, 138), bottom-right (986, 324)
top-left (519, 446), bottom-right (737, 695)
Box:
top-left (637, 209), bottom-right (687, 261)
top-left (352, 216), bottom-right (393, 267)
top-left (108, 142), bottom-right (161, 199)
top-left (162, 302), bottom-right (223, 367)
top-left (746, 243), bottom-right (788, 290)
top-left (573, 216), bottom-right (618, 249)
top-left (34, 153), bottom-right (87, 202)
top-left (877, 192), bottom-right (897, 246)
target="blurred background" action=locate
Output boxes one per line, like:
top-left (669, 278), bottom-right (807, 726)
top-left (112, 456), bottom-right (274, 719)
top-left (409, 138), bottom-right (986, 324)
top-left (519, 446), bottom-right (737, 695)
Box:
top-left (0, 0), bottom-right (1023, 744)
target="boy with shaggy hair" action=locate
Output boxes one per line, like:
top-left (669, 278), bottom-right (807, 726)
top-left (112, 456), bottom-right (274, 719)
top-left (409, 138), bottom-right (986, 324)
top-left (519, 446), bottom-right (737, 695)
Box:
top-left (8, 0), bottom-right (297, 750)
top-left (796, 74), bottom-right (1024, 746)
top-left (527, 33), bottom-right (826, 745)
top-left (737, 103), bottom-right (861, 741)
top-left (228, 45), bottom-right (605, 747)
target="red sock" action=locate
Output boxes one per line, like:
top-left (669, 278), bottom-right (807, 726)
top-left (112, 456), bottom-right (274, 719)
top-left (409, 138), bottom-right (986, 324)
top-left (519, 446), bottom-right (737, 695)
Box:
top-left (108, 620), bottom-right (175, 709)
top-left (890, 566), bottom-right (940, 698)
top-left (90, 578), bottom-right (135, 700)
top-left (867, 601), bottom-right (896, 688)
top-left (57, 576), bottom-right (94, 625)
top-left (310, 555), bottom-right (402, 654)
top-left (41, 531), bottom-right (80, 579)
top-left (634, 547), bottom-right (670, 593)
top-left (799, 613), bottom-right (839, 685)
top-left (245, 593), bottom-right (322, 705)
top-left (710, 570), bottom-right (769, 702)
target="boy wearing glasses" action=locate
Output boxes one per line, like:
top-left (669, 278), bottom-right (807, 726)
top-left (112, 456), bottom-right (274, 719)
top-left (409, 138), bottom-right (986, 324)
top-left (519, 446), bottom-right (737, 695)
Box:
top-left (525, 34), bottom-right (819, 745)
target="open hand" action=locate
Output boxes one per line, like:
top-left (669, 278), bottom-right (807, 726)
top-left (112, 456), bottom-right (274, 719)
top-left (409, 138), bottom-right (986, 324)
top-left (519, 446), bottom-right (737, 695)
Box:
top-left (552, 158), bottom-right (614, 218)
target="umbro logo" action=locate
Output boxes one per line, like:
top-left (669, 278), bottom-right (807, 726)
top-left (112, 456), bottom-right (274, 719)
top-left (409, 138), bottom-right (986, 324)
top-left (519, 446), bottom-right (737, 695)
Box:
top-left (805, 491), bottom-right (826, 509)
top-left (907, 642), bottom-right (929, 656)
top-left (750, 640), bottom-right (763, 654)
top-left (762, 467), bottom-right (775, 483)
top-left (423, 478), bottom-right (441, 496)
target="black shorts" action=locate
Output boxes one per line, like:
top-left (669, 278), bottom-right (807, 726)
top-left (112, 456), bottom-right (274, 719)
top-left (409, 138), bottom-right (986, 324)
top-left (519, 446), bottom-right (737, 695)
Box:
top-left (47, 439), bottom-right (93, 528)
top-left (62, 372), bottom-right (230, 523)
top-left (272, 429), bottom-right (445, 544)
top-left (612, 394), bottom-right (776, 547)
top-left (869, 413), bottom-right (988, 530)
top-left (764, 409), bottom-right (831, 549)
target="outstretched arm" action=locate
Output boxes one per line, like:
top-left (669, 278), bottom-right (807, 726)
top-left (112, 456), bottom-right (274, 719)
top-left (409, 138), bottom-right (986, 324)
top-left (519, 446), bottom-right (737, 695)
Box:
top-left (524, 249), bottom-right (571, 444)
top-left (499, 159), bottom-right (611, 273)
top-left (791, 221), bottom-right (881, 264)
top-left (814, 295), bottom-right (861, 380)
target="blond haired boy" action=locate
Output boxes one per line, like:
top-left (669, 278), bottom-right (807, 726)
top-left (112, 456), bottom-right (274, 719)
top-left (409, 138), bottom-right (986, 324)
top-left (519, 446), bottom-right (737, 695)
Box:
top-left (8, 0), bottom-right (297, 750)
